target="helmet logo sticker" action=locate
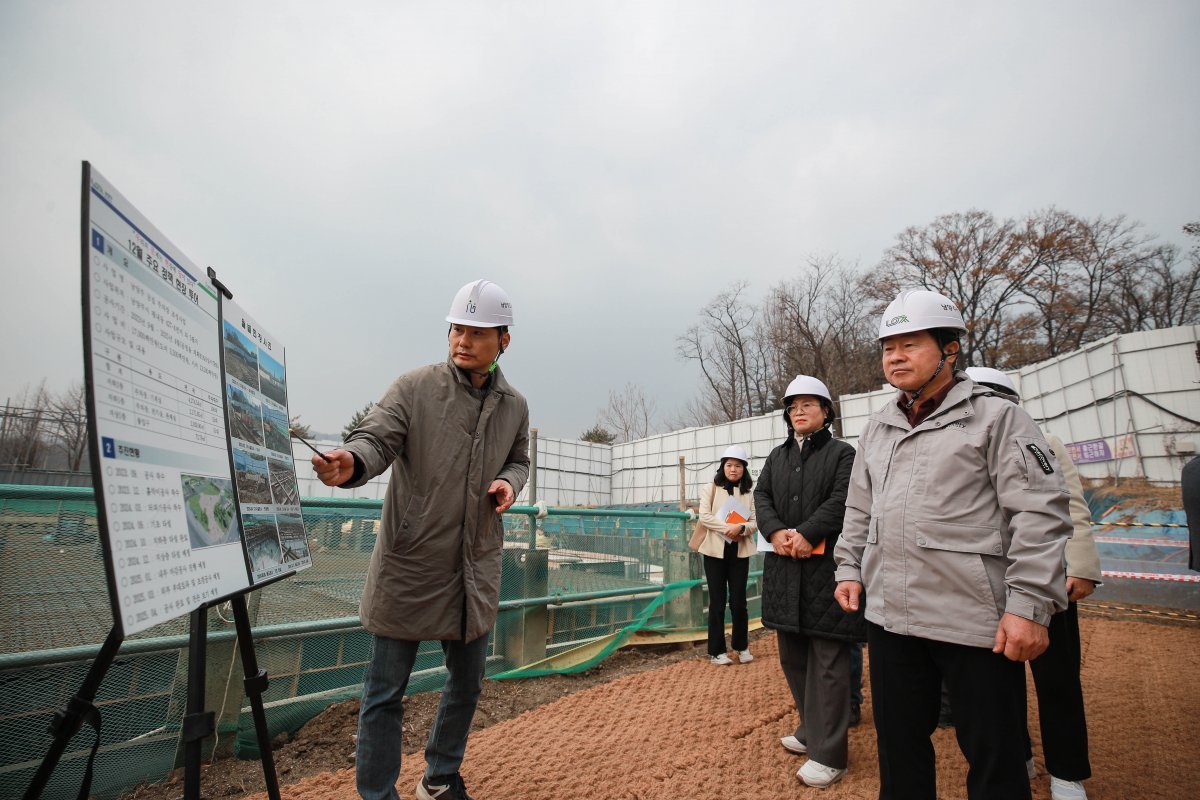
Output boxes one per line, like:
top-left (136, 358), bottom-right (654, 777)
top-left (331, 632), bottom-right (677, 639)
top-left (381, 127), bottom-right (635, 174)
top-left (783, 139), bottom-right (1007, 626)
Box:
top-left (466, 300), bottom-right (477, 314)
top-left (885, 314), bottom-right (910, 327)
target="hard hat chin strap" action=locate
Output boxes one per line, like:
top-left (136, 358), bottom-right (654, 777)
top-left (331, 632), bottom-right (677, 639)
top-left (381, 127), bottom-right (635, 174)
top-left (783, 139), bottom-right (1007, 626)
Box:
top-left (899, 351), bottom-right (950, 411)
top-left (474, 344), bottom-right (505, 378)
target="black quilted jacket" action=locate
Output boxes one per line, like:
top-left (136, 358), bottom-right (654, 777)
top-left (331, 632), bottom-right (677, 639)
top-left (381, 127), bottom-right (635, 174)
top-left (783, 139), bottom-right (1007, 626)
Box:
top-left (754, 427), bottom-right (866, 641)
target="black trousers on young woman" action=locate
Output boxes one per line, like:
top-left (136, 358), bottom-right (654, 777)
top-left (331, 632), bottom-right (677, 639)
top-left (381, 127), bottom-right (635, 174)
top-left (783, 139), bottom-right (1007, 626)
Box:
top-left (702, 540), bottom-right (749, 656)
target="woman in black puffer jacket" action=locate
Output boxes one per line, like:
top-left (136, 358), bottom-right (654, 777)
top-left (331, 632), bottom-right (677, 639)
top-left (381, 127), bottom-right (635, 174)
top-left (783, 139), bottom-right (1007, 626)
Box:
top-left (754, 375), bottom-right (865, 789)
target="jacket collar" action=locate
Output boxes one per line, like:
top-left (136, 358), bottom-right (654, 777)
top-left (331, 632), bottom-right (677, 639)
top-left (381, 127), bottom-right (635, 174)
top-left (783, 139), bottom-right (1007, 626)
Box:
top-left (445, 357), bottom-right (516, 397)
top-left (876, 370), bottom-right (977, 431)
top-left (784, 424), bottom-right (832, 458)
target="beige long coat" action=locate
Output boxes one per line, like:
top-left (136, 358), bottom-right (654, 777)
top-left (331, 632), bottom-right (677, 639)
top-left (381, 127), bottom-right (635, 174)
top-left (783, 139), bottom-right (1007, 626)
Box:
top-left (341, 360), bottom-right (529, 642)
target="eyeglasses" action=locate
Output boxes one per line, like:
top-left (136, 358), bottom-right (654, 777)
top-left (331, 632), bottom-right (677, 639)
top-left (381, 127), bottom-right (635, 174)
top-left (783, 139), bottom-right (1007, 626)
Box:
top-left (786, 400), bottom-right (823, 414)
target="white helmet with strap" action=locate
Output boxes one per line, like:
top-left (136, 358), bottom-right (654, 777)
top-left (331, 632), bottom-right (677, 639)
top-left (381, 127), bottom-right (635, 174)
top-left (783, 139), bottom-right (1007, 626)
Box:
top-left (782, 375), bottom-right (832, 404)
top-left (446, 279), bottom-right (514, 327)
top-left (879, 289), bottom-right (967, 410)
top-left (965, 366), bottom-right (1019, 399)
top-left (877, 289), bottom-right (967, 340)
top-left (720, 445), bottom-right (750, 465)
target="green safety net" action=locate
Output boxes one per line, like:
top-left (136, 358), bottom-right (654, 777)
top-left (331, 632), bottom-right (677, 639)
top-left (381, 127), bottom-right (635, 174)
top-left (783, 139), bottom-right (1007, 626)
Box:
top-left (0, 487), bottom-right (761, 798)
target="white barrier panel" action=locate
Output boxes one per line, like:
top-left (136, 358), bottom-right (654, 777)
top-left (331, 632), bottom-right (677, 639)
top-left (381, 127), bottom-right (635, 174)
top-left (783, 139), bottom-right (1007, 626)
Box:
top-left (292, 327), bottom-right (1198, 506)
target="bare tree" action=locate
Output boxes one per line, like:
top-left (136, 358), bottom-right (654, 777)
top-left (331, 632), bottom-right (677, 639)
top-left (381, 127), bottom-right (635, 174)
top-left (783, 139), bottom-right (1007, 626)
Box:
top-left (596, 383), bottom-right (657, 443)
top-left (864, 210), bottom-right (1045, 367)
top-left (47, 382), bottom-right (89, 471)
top-left (1018, 211), bottom-right (1158, 358)
top-left (675, 281), bottom-right (772, 422)
top-left (0, 382), bottom-right (51, 469)
top-left (1106, 241), bottom-right (1200, 333)
top-left (764, 256), bottom-right (880, 402)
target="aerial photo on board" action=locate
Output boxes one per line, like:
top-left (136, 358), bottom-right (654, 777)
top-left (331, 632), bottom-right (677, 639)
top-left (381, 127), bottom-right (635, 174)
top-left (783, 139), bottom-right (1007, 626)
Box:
top-left (258, 349), bottom-right (287, 407)
top-left (226, 381), bottom-right (264, 446)
top-left (222, 320), bottom-right (259, 388)
top-left (232, 446), bottom-right (272, 505)
top-left (275, 513), bottom-right (311, 564)
top-left (262, 403), bottom-right (291, 454)
top-left (268, 456), bottom-right (300, 506)
top-left (181, 474), bottom-right (238, 549)
top-left (242, 513), bottom-right (282, 572)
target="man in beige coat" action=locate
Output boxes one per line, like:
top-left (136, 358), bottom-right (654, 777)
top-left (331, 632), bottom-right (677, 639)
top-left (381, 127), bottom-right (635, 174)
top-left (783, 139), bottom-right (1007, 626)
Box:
top-left (833, 289), bottom-right (1071, 800)
top-left (966, 367), bottom-right (1100, 800)
top-left (313, 280), bottom-right (529, 800)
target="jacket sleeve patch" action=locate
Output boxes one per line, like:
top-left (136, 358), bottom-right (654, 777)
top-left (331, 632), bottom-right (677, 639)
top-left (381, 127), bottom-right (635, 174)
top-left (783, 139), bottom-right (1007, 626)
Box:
top-left (1025, 443), bottom-right (1054, 474)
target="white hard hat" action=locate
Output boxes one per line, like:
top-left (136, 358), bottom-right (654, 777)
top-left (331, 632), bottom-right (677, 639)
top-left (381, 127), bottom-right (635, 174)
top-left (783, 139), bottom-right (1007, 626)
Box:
top-left (782, 375), bottom-right (832, 404)
top-left (445, 279), bottom-right (514, 327)
top-left (878, 289), bottom-right (967, 340)
top-left (720, 445), bottom-right (750, 465)
top-left (965, 367), bottom-right (1018, 398)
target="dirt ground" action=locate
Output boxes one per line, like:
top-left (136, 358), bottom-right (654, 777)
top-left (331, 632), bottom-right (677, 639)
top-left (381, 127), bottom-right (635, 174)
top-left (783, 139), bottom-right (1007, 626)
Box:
top-left (125, 606), bottom-right (1200, 800)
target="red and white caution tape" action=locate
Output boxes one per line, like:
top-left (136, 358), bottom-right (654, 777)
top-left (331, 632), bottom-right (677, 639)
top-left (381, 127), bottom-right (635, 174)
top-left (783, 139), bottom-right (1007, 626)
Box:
top-left (1101, 570), bottom-right (1200, 583)
top-left (1094, 536), bottom-right (1188, 547)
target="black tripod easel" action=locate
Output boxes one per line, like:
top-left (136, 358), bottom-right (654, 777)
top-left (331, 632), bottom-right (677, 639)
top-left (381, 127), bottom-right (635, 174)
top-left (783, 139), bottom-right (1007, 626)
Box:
top-left (23, 582), bottom-right (287, 800)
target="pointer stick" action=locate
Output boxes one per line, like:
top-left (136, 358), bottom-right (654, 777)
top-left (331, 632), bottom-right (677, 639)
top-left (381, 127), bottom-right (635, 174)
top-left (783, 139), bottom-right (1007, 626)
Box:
top-left (289, 428), bottom-right (332, 463)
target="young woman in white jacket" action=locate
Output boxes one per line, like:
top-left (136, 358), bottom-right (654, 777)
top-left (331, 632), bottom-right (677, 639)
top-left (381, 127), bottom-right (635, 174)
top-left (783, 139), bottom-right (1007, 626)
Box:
top-left (696, 445), bottom-right (758, 665)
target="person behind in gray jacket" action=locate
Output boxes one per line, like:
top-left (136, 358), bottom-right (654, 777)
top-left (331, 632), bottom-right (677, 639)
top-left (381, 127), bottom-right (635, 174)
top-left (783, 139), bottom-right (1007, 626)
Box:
top-left (966, 367), bottom-right (1100, 800)
top-left (312, 279), bottom-right (530, 800)
top-left (755, 375), bottom-right (863, 789)
top-left (833, 289), bottom-right (1071, 800)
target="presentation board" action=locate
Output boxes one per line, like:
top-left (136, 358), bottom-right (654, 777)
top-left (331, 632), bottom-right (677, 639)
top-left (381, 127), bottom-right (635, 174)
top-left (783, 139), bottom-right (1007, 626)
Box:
top-left (222, 303), bottom-right (312, 582)
top-left (82, 163), bottom-right (309, 636)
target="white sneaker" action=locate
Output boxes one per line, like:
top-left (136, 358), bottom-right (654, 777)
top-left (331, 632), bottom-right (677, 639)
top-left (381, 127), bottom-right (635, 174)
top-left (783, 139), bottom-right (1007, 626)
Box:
top-left (1050, 776), bottom-right (1088, 800)
top-left (798, 759), bottom-right (846, 788)
top-left (737, 649), bottom-right (754, 663)
top-left (780, 735), bottom-right (807, 755)
top-left (710, 653), bottom-right (733, 665)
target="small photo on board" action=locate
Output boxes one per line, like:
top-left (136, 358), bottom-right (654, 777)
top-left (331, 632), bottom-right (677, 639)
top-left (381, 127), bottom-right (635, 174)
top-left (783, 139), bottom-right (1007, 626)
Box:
top-left (181, 474), bottom-right (238, 549)
top-left (223, 321), bottom-right (260, 389)
top-left (258, 349), bottom-right (287, 407)
top-left (226, 381), bottom-right (264, 446)
top-left (267, 456), bottom-right (300, 506)
top-left (275, 513), bottom-right (310, 564)
top-left (232, 446), bottom-right (272, 505)
top-left (262, 404), bottom-right (290, 454)
top-left (243, 513), bottom-right (283, 573)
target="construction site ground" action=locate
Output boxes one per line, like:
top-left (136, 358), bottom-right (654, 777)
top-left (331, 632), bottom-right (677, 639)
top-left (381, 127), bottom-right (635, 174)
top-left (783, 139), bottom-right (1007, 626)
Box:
top-left (123, 603), bottom-right (1200, 800)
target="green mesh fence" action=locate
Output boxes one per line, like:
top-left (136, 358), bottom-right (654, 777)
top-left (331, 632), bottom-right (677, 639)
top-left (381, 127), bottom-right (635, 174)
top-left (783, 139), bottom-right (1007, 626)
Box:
top-left (0, 486), bottom-right (754, 799)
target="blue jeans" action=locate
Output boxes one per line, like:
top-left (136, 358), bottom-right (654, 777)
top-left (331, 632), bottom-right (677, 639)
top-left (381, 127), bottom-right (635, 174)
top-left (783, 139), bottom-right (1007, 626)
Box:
top-left (355, 633), bottom-right (490, 800)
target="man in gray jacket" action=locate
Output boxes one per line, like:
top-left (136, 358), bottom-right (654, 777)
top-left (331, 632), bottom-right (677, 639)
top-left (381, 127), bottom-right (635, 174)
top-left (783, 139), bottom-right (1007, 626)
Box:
top-left (833, 289), bottom-right (1071, 800)
top-left (313, 279), bottom-right (530, 800)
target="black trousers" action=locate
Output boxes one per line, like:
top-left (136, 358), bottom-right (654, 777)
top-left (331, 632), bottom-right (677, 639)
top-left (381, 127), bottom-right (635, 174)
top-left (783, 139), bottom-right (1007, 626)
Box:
top-left (867, 622), bottom-right (1030, 800)
top-left (702, 542), bottom-right (749, 656)
top-left (1025, 602), bottom-right (1091, 780)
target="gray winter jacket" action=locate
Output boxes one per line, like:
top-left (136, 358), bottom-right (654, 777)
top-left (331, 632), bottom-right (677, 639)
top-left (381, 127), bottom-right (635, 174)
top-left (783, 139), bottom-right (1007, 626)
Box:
top-left (833, 374), bottom-right (1070, 648)
top-left (340, 360), bottom-right (529, 642)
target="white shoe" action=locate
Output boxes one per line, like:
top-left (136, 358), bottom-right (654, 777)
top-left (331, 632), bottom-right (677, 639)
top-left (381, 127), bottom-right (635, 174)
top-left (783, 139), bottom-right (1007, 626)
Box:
top-left (710, 653), bottom-right (733, 665)
top-left (798, 759), bottom-right (846, 788)
top-left (1050, 776), bottom-right (1088, 800)
top-left (1026, 758), bottom-right (1037, 779)
top-left (737, 649), bottom-right (754, 663)
top-left (780, 735), bottom-right (807, 755)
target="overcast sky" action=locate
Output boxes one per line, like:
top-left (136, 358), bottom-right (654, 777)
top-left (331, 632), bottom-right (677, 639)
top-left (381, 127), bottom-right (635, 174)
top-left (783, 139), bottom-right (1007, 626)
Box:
top-left (1, 2), bottom-right (1196, 440)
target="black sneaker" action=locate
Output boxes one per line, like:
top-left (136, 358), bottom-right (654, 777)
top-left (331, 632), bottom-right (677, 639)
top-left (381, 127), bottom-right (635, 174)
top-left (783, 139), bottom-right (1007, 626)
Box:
top-left (416, 773), bottom-right (475, 800)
